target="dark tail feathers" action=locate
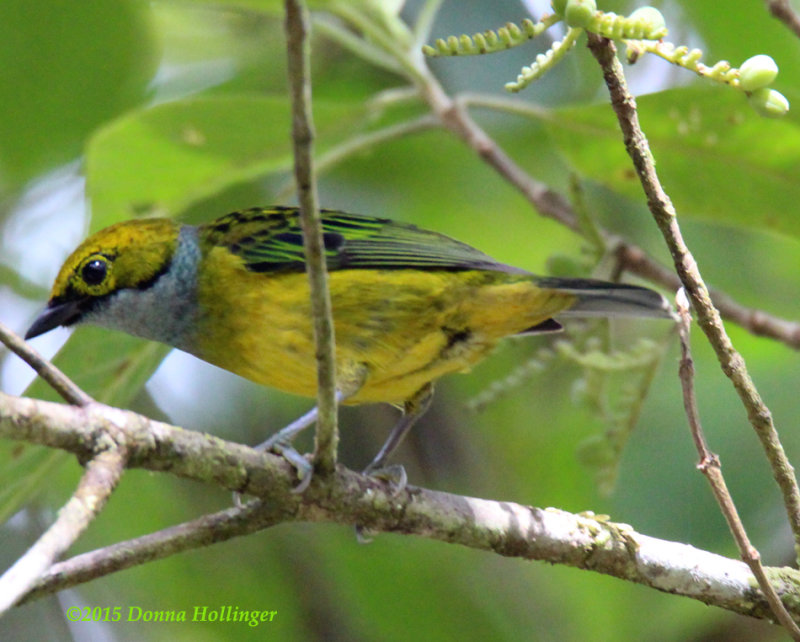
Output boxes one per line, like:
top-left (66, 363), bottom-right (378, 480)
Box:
top-left (539, 277), bottom-right (674, 319)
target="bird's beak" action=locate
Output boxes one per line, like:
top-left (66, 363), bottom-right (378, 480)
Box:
top-left (25, 298), bottom-right (85, 340)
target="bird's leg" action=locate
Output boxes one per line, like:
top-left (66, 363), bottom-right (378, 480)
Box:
top-left (252, 390), bottom-right (347, 493)
top-left (355, 384), bottom-right (434, 543)
top-left (255, 402), bottom-right (325, 453)
top-left (251, 367), bottom-right (368, 494)
top-left (362, 383), bottom-right (434, 489)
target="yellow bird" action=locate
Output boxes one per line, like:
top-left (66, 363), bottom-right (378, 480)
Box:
top-left (26, 206), bottom-right (671, 477)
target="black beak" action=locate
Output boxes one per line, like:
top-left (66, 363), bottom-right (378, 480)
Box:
top-left (25, 298), bottom-right (85, 340)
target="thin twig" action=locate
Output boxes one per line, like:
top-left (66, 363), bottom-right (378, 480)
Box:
top-left (450, 93), bottom-right (800, 349)
top-left (585, 35), bottom-right (800, 558)
top-left (0, 321), bottom-right (92, 406)
top-left (765, 0), bottom-right (800, 39)
top-left (285, 0), bottom-right (339, 474)
top-left (422, 81), bottom-right (582, 234)
top-left (676, 290), bottom-right (800, 638)
top-left (413, 0), bottom-right (446, 49)
top-left (585, 37), bottom-right (800, 560)
top-left (19, 500), bottom-right (291, 604)
top-left (0, 447), bottom-right (126, 614)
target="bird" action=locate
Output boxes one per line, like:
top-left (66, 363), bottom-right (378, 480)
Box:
top-left (26, 206), bottom-right (672, 481)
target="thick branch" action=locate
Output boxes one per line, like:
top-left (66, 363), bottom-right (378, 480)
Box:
top-left (1, 391), bottom-right (800, 622)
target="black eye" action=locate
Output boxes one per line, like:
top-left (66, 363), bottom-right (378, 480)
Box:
top-left (81, 259), bottom-right (107, 285)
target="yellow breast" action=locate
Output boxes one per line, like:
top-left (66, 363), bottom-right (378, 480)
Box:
top-left (190, 245), bottom-right (575, 404)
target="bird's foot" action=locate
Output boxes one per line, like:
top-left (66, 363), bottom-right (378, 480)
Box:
top-left (354, 464), bottom-right (409, 543)
top-left (362, 463), bottom-right (408, 495)
top-left (266, 438), bottom-right (314, 494)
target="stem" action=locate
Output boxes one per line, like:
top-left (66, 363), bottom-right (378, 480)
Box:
top-left (585, 33), bottom-right (800, 558)
top-left (765, 0), bottom-right (800, 39)
top-left (18, 500), bottom-right (291, 604)
top-left (0, 321), bottom-right (92, 407)
top-left (676, 291), bottom-right (800, 639)
top-left (285, 0), bottom-right (339, 474)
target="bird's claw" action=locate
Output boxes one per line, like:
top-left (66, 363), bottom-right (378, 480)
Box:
top-left (270, 440), bottom-right (314, 493)
top-left (354, 464), bottom-right (409, 542)
top-left (362, 463), bottom-right (408, 495)
top-left (355, 524), bottom-right (375, 544)
top-left (231, 441), bottom-right (312, 505)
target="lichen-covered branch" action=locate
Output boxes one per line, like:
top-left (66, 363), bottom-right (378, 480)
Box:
top-left (1, 391), bottom-right (800, 622)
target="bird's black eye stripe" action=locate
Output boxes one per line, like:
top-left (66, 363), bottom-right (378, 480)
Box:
top-left (81, 259), bottom-right (107, 285)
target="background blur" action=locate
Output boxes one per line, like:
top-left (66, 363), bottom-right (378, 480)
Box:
top-left (2, 0), bottom-right (800, 639)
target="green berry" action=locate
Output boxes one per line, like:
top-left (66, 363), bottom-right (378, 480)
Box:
top-left (552, 0), bottom-right (568, 16)
top-left (628, 6), bottom-right (667, 39)
top-left (739, 54), bottom-right (778, 92)
top-left (748, 87), bottom-right (789, 118)
top-left (564, 0), bottom-right (596, 29)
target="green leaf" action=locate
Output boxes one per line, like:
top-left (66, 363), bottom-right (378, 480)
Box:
top-left (86, 95), bottom-right (366, 228)
top-left (175, 0), bottom-right (283, 13)
top-left (171, 0), bottom-right (373, 15)
top-left (0, 0), bottom-right (157, 195)
top-left (544, 86), bottom-right (800, 237)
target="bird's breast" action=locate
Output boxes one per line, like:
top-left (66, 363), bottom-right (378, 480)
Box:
top-left (189, 249), bottom-right (575, 403)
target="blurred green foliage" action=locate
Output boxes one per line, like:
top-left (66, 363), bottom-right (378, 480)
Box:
top-left (1, 0), bottom-right (798, 640)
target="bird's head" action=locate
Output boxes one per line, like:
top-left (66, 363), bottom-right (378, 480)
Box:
top-left (26, 218), bottom-right (182, 340)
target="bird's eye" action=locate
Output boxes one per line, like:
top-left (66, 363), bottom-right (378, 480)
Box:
top-left (81, 259), bottom-right (108, 286)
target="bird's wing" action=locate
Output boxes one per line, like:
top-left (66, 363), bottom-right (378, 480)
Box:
top-left (201, 207), bottom-right (523, 273)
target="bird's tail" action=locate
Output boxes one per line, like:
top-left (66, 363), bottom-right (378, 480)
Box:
top-left (538, 277), bottom-right (675, 320)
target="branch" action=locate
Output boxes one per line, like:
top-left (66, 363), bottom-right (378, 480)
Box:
top-left (2, 390), bottom-right (800, 621)
top-left (285, 0), bottom-right (339, 473)
top-left (676, 290), bottom-right (800, 638)
top-left (0, 323), bottom-right (121, 614)
top-left (20, 500), bottom-right (291, 604)
top-left (0, 447), bottom-right (126, 614)
top-left (584, 34), bottom-right (800, 560)
top-left (765, 0), bottom-right (800, 39)
top-left (0, 321), bottom-right (92, 406)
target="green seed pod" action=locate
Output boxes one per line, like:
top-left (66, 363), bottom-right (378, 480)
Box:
top-left (564, 0), bottom-right (596, 28)
top-left (739, 54), bottom-right (778, 92)
top-left (628, 6), bottom-right (667, 39)
top-left (748, 87), bottom-right (790, 118)
top-left (552, 0), bottom-right (568, 16)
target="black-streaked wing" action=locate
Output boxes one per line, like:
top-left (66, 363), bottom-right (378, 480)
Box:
top-left (201, 207), bottom-right (523, 274)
